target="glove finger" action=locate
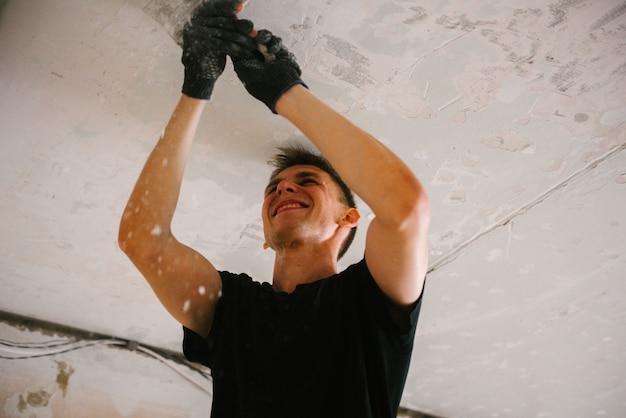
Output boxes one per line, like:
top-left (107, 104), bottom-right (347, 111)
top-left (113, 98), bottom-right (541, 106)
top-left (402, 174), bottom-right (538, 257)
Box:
top-left (186, 26), bottom-right (257, 53)
top-left (232, 54), bottom-right (265, 74)
top-left (185, 38), bottom-right (256, 63)
top-left (234, 18), bottom-right (254, 34)
top-left (252, 29), bottom-right (285, 56)
top-left (263, 35), bottom-right (284, 55)
top-left (188, 16), bottom-right (253, 34)
top-left (254, 29), bottom-right (274, 45)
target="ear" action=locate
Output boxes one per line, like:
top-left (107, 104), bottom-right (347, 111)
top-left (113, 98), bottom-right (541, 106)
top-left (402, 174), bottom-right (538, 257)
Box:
top-left (263, 242), bottom-right (270, 250)
top-left (339, 207), bottom-right (360, 228)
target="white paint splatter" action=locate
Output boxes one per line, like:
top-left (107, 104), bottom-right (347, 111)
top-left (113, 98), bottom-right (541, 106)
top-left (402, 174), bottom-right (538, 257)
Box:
top-left (150, 225), bottom-right (162, 236)
top-left (162, 158), bottom-right (168, 167)
top-left (182, 299), bottom-right (191, 313)
top-left (198, 286), bottom-right (206, 295)
top-left (487, 249), bottom-right (503, 263)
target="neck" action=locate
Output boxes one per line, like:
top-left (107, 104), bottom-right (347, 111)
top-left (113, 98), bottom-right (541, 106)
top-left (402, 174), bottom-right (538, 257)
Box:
top-left (271, 245), bottom-right (338, 293)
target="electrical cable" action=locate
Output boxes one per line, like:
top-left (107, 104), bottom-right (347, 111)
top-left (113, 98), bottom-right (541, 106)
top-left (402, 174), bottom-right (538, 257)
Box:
top-left (136, 345), bottom-right (212, 396)
top-left (0, 337), bottom-right (79, 348)
top-left (0, 338), bottom-right (125, 359)
top-left (0, 335), bottom-right (213, 396)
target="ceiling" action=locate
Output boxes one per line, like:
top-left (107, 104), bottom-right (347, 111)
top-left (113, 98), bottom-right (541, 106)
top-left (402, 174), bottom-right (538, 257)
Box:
top-left (1, 0), bottom-right (625, 416)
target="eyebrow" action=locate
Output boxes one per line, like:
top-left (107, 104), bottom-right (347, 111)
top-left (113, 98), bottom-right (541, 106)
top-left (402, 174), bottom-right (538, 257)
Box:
top-left (264, 170), bottom-right (323, 195)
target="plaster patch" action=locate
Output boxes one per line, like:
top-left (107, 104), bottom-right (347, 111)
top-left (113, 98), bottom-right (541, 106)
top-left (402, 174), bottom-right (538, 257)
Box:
top-left (600, 107), bottom-right (626, 128)
top-left (446, 186), bottom-right (467, 205)
top-left (434, 169), bottom-right (456, 184)
top-left (453, 65), bottom-right (506, 112)
top-left (496, 74), bottom-right (530, 103)
top-left (323, 35), bottom-right (374, 88)
top-left (432, 156), bottom-right (486, 186)
top-left (482, 130), bottom-right (535, 153)
top-left (545, 159), bottom-right (564, 173)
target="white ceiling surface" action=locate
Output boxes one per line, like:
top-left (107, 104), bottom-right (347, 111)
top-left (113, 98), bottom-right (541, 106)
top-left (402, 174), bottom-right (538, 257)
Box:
top-left (1, 0), bottom-right (625, 416)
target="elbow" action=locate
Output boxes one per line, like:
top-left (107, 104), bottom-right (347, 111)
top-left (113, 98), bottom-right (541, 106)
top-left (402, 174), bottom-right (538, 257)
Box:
top-left (404, 187), bottom-right (431, 233)
top-left (117, 215), bottom-right (166, 262)
top-left (118, 219), bottom-right (136, 258)
top-left (118, 206), bottom-right (137, 255)
top-left (394, 175), bottom-right (431, 233)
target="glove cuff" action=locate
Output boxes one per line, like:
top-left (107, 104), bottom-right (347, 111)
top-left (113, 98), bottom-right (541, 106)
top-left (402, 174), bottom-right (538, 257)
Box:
top-left (182, 72), bottom-right (217, 101)
top-left (269, 80), bottom-right (308, 114)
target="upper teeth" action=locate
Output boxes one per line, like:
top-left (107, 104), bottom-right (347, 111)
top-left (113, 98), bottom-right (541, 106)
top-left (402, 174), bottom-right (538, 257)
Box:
top-left (277, 203), bottom-right (302, 214)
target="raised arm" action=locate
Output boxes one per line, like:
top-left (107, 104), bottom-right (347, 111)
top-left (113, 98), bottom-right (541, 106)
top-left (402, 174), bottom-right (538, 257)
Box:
top-left (276, 86), bottom-right (431, 307)
top-left (118, 4), bottom-right (256, 337)
top-left (233, 32), bottom-right (430, 308)
top-left (119, 96), bottom-right (221, 337)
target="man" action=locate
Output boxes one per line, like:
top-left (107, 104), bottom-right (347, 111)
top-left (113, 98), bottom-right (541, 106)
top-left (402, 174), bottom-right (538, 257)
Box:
top-left (118, 1), bottom-right (430, 416)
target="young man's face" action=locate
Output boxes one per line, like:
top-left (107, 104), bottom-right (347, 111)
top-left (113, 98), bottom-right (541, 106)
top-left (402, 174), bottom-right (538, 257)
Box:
top-left (261, 165), bottom-right (352, 252)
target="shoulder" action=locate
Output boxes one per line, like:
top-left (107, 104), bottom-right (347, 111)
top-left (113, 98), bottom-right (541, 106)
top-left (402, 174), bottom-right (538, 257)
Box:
top-left (335, 258), bottom-right (371, 281)
top-left (217, 270), bottom-right (277, 307)
top-left (325, 259), bottom-right (385, 304)
top-left (336, 258), bottom-right (425, 336)
top-left (218, 270), bottom-right (264, 291)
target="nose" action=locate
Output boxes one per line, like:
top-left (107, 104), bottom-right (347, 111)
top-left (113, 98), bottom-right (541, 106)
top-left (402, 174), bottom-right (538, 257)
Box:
top-left (276, 180), bottom-right (297, 195)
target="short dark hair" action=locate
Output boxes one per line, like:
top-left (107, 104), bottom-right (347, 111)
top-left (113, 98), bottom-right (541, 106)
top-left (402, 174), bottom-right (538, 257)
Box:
top-left (268, 145), bottom-right (357, 260)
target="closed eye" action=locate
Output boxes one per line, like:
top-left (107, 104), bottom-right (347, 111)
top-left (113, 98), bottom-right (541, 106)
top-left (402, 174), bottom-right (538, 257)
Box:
top-left (299, 178), bottom-right (317, 186)
top-left (264, 171), bottom-right (323, 197)
top-left (264, 185), bottom-right (277, 197)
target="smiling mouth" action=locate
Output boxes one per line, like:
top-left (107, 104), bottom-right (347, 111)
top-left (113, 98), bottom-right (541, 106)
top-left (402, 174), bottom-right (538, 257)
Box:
top-left (274, 202), bottom-right (308, 216)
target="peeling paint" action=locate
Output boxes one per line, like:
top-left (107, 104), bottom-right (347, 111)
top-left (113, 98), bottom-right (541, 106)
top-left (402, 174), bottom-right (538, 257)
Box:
top-left (55, 361), bottom-right (75, 397)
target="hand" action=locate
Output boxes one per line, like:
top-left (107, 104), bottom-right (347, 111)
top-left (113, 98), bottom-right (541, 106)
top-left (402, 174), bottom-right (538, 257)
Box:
top-left (181, 2), bottom-right (255, 100)
top-left (231, 29), bottom-right (307, 113)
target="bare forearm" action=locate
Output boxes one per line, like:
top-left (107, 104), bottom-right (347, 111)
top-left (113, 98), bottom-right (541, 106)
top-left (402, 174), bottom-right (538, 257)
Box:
top-left (275, 85), bottom-right (428, 227)
top-left (119, 95), bottom-right (206, 256)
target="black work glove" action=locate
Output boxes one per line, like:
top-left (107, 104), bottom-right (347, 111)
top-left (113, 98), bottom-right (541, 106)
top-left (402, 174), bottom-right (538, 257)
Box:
top-left (181, 0), bottom-right (255, 100)
top-left (231, 29), bottom-right (308, 113)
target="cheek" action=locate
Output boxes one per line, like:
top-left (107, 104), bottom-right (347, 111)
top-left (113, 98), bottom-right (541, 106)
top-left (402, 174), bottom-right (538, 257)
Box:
top-left (261, 200), bottom-right (272, 222)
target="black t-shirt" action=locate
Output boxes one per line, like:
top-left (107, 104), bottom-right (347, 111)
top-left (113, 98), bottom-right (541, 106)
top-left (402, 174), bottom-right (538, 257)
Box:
top-left (183, 258), bottom-right (424, 418)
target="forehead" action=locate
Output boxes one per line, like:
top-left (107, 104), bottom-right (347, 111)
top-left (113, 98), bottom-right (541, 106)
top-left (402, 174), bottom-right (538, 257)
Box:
top-left (267, 165), bottom-right (329, 184)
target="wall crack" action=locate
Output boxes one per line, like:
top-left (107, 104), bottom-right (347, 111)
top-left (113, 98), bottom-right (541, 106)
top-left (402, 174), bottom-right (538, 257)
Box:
top-left (428, 142), bottom-right (626, 273)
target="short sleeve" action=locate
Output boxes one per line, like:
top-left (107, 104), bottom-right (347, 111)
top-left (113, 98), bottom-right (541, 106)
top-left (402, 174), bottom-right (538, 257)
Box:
top-left (182, 326), bottom-right (211, 366)
top-left (182, 270), bottom-right (257, 368)
top-left (351, 258), bottom-right (424, 350)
